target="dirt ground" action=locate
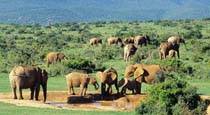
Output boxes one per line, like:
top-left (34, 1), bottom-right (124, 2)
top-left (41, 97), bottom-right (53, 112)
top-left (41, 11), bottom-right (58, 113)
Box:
top-left (0, 91), bottom-right (147, 112)
top-left (1, 92), bottom-right (210, 113)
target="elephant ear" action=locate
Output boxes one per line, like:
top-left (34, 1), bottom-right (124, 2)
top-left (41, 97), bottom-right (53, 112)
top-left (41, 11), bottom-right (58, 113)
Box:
top-left (134, 67), bottom-right (144, 79)
top-left (109, 71), bottom-right (117, 81)
top-left (124, 65), bottom-right (138, 78)
top-left (96, 72), bottom-right (103, 80)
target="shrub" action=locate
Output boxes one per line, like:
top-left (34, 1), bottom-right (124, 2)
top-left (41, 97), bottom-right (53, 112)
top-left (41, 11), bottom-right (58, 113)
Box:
top-left (136, 76), bottom-right (207, 115)
top-left (95, 45), bottom-right (123, 61)
top-left (184, 29), bottom-right (203, 39)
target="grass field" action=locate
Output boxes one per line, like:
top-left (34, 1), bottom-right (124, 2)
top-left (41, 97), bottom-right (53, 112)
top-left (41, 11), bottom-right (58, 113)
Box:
top-left (0, 102), bottom-right (133, 115)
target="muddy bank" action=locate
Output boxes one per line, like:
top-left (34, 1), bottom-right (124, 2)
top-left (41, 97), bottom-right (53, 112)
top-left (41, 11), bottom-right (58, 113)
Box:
top-left (0, 91), bottom-right (147, 111)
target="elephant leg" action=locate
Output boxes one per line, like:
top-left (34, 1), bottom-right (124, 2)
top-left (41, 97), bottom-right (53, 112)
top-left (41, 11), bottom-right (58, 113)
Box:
top-left (177, 50), bottom-right (180, 58)
top-left (121, 87), bottom-right (126, 95)
top-left (83, 87), bottom-right (87, 96)
top-left (123, 53), bottom-right (126, 61)
top-left (18, 87), bottom-right (23, 100)
top-left (30, 87), bottom-right (35, 100)
top-left (135, 82), bottom-right (142, 94)
top-left (101, 83), bottom-right (106, 96)
top-left (79, 85), bottom-right (84, 96)
top-left (163, 52), bottom-right (167, 59)
top-left (132, 89), bottom-right (135, 94)
top-left (12, 87), bottom-right (17, 99)
top-left (114, 82), bottom-right (119, 94)
top-left (67, 86), bottom-right (71, 95)
top-left (47, 60), bottom-right (51, 67)
top-left (71, 87), bottom-right (75, 95)
top-left (82, 84), bottom-right (88, 96)
top-left (159, 52), bottom-right (162, 60)
top-left (107, 85), bottom-right (113, 95)
top-left (35, 86), bottom-right (40, 101)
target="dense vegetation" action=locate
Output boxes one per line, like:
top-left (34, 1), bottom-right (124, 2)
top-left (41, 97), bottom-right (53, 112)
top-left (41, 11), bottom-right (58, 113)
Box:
top-left (136, 76), bottom-right (208, 115)
top-left (0, 19), bottom-right (210, 114)
top-left (1, 0), bottom-right (210, 24)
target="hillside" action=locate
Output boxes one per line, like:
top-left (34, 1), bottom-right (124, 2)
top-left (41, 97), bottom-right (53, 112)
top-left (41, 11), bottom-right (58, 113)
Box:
top-left (0, 0), bottom-right (210, 24)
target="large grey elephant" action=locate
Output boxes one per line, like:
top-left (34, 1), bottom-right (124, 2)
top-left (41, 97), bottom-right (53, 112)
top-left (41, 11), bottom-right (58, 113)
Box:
top-left (45, 52), bottom-right (66, 67)
top-left (159, 36), bottom-right (185, 59)
top-left (158, 42), bottom-right (180, 59)
top-left (96, 67), bottom-right (119, 96)
top-left (122, 64), bottom-right (164, 94)
top-left (123, 44), bottom-right (137, 62)
top-left (9, 65), bottom-right (48, 102)
top-left (65, 72), bottom-right (99, 96)
top-left (134, 35), bottom-right (150, 46)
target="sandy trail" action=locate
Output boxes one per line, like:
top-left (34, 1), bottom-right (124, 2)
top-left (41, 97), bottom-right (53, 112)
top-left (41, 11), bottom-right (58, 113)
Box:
top-left (0, 91), bottom-right (147, 111)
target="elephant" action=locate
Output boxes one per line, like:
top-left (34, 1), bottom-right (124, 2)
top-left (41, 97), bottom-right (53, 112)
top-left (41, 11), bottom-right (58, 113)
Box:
top-left (89, 38), bottom-right (102, 46)
top-left (96, 67), bottom-right (119, 96)
top-left (45, 52), bottom-right (66, 67)
top-left (167, 49), bottom-right (177, 58)
top-left (158, 42), bottom-right (179, 59)
top-left (118, 78), bottom-right (137, 94)
top-left (122, 64), bottom-right (164, 94)
top-left (65, 72), bottom-right (99, 96)
top-left (167, 36), bottom-right (185, 45)
top-left (123, 44), bottom-right (137, 62)
top-left (107, 37), bottom-right (123, 47)
top-left (134, 35), bottom-right (150, 46)
top-left (123, 37), bottom-right (134, 44)
top-left (9, 65), bottom-right (48, 102)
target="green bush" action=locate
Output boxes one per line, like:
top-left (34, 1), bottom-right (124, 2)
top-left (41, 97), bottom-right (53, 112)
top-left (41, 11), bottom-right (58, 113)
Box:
top-left (184, 29), bottom-right (203, 39)
top-left (136, 77), bottom-right (207, 115)
top-left (95, 45), bottom-right (123, 61)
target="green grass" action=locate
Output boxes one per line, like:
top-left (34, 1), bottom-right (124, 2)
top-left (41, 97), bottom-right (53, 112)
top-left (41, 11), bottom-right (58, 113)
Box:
top-left (189, 79), bottom-right (210, 95)
top-left (0, 102), bottom-right (133, 115)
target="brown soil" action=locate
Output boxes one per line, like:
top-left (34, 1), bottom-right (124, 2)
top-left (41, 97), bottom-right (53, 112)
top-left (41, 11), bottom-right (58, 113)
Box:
top-left (0, 91), bottom-right (147, 111)
top-left (1, 92), bottom-right (210, 113)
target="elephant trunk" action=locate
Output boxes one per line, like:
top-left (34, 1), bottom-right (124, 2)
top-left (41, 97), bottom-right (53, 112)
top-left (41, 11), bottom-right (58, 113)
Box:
top-left (93, 82), bottom-right (99, 90)
top-left (101, 83), bottom-right (106, 96)
top-left (42, 83), bottom-right (47, 102)
top-left (121, 78), bottom-right (128, 89)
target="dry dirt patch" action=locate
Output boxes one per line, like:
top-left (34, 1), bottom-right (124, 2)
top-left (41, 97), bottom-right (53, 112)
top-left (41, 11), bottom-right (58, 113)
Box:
top-left (0, 91), bottom-right (147, 111)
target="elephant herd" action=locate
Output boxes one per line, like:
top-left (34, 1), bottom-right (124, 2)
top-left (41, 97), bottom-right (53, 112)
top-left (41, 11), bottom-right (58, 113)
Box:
top-left (8, 35), bottom-right (185, 103)
top-left (8, 63), bottom-right (164, 103)
top-left (89, 35), bottom-right (185, 62)
top-left (65, 63), bottom-right (164, 98)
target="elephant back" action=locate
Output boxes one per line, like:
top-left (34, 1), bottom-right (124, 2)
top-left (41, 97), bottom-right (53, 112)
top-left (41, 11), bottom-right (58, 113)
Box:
top-left (141, 64), bottom-right (162, 84)
top-left (10, 66), bottom-right (36, 78)
top-left (98, 67), bottom-right (118, 84)
top-left (168, 36), bottom-right (182, 45)
top-left (66, 72), bottom-right (89, 86)
top-left (124, 64), bottom-right (141, 78)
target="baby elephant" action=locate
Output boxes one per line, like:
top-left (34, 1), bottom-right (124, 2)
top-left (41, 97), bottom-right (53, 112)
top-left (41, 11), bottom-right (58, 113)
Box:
top-left (118, 78), bottom-right (139, 95)
top-left (65, 72), bottom-right (99, 96)
top-left (167, 49), bottom-right (177, 58)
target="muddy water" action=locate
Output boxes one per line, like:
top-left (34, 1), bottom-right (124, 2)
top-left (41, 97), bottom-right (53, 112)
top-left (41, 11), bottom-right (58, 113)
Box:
top-left (0, 91), bottom-right (147, 111)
